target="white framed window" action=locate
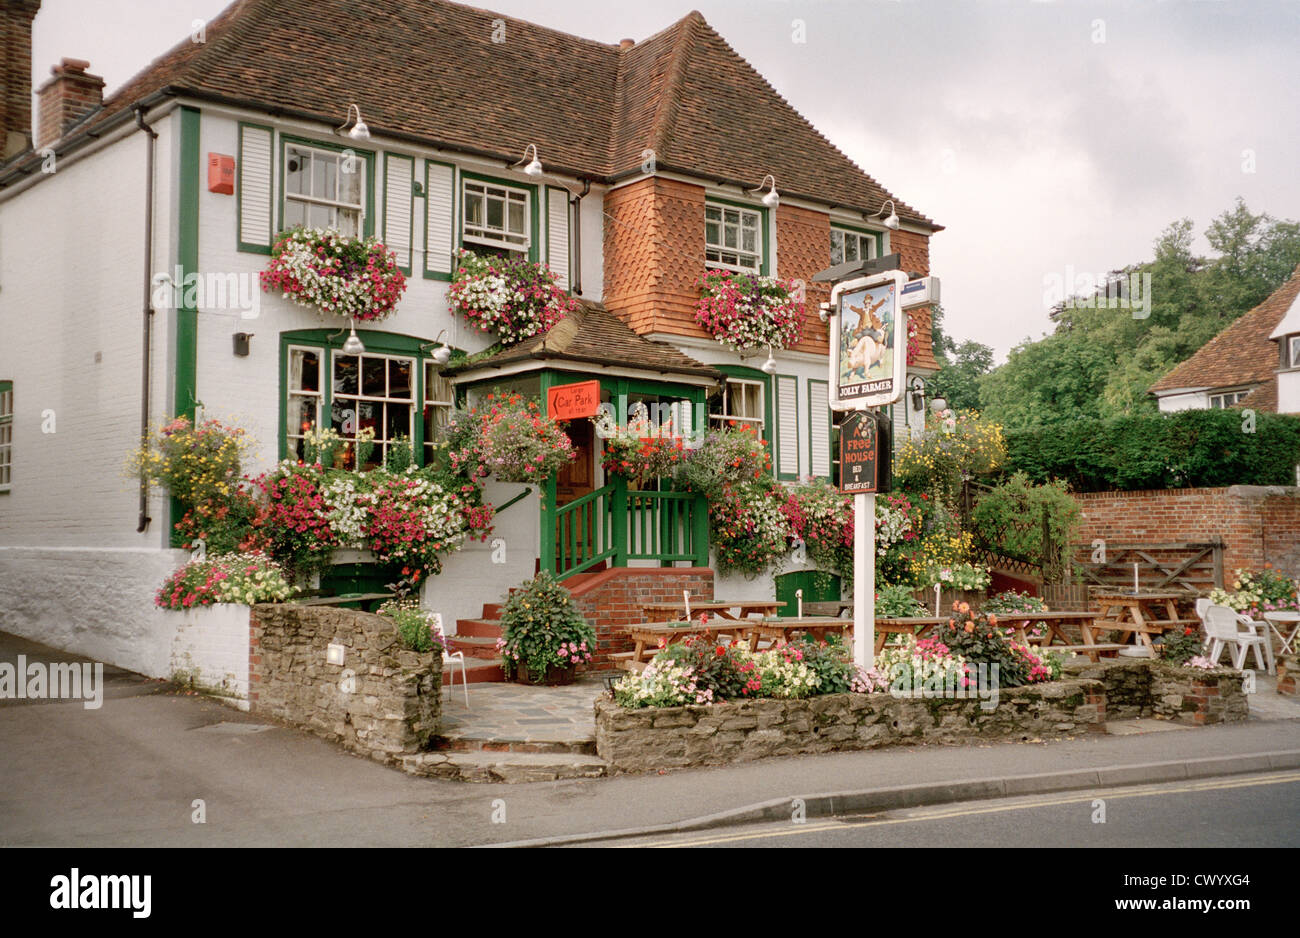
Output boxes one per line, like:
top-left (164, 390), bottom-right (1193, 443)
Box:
top-left (830, 227), bottom-right (878, 266)
top-left (423, 362), bottom-right (455, 465)
top-left (709, 378), bottom-right (765, 434)
top-left (331, 352), bottom-right (416, 469)
top-left (1209, 389), bottom-right (1251, 409)
top-left (283, 144), bottom-right (364, 235)
top-left (705, 203), bottom-right (762, 272)
top-left (462, 178), bottom-right (531, 253)
top-left (1289, 335), bottom-right (1300, 368)
top-left (0, 381), bottom-right (12, 491)
top-left (286, 347), bottom-right (324, 462)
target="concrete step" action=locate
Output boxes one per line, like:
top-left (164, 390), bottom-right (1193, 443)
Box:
top-left (447, 634), bottom-right (502, 657)
top-left (456, 617), bottom-right (503, 638)
top-left (433, 735), bottom-right (597, 756)
top-left (442, 655), bottom-right (505, 685)
top-left (401, 749), bottom-right (608, 783)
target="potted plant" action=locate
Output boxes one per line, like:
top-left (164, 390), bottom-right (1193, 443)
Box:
top-left (694, 270), bottom-right (805, 353)
top-left (497, 572), bottom-right (596, 685)
top-left (261, 227), bottom-right (407, 323)
top-left (446, 249), bottom-right (578, 345)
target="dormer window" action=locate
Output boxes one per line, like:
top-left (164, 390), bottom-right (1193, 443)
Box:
top-left (462, 178), bottom-right (531, 254)
top-left (283, 143), bottom-right (364, 235)
top-left (705, 202), bottom-right (762, 272)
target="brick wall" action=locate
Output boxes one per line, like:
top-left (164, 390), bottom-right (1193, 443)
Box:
top-left (601, 176), bottom-right (937, 360)
top-left (1073, 486), bottom-right (1300, 577)
top-left (36, 58), bottom-right (104, 149)
top-left (0, 0), bottom-right (40, 158)
top-left (568, 567), bottom-right (715, 669)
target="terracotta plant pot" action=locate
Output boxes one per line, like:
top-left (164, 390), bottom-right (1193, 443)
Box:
top-left (515, 663), bottom-right (578, 686)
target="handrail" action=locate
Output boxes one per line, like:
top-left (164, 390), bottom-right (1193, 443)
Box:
top-left (493, 487), bottom-right (534, 515)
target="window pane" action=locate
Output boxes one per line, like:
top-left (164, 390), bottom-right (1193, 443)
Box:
top-left (388, 359), bottom-right (412, 399)
top-left (706, 205), bottom-right (721, 222)
top-left (291, 348), bottom-right (320, 392)
top-left (741, 228), bottom-right (756, 253)
top-left (724, 209), bottom-right (739, 225)
top-left (508, 200), bottom-right (525, 235)
top-left (724, 226), bottom-right (737, 249)
top-left (706, 222), bottom-right (720, 245)
top-left (286, 149), bottom-right (307, 195)
top-left (284, 199), bottom-right (306, 229)
top-left (308, 202), bottom-right (332, 229)
top-left (386, 403), bottom-right (410, 443)
top-left (334, 355), bottom-right (359, 395)
top-left (362, 357), bottom-right (385, 396)
top-left (846, 237), bottom-right (859, 262)
top-left (486, 196), bottom-right (504, 230)
top-left (465, 192), bottom-right (483, 226)
top-left (340, 161), bottom-right (361, 206)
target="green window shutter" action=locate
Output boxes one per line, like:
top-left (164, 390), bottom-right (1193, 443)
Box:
top-left (424, 161), bottom-right (455, 279)
top-left (237, 123), bottom-right (274, 251)
top-left (383, 153), bottom-right (414, 273)
top-left (775, 374), bottom-right (799, 478)
top-left (546, 186), bottom-right (570, 291)
top-left (808, 379), bottom-right (830, 478)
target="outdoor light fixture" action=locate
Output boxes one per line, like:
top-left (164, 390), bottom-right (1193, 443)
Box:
top-left (908, 375), bottom-right (926, 410)
top-left (341, 319), bottom-right (365, 355)
top-left (748, 174), bottom-right (779, 207)
top-left (930, 396), bottom-right (948, 414)
top-left (515, 144), bottom-right (543, 177)
top-left (421, 329), bottom-right (453, 365)
top-left (232, 332), bottom-right (253, 357)
top-left (761, 344), bottom-right (778, 374)
top-left (337, 103), bottom-right (370, 141)
top-left (874, 199), bottom-right (900, 230)
top-left (819, 301), bottom-right (832, 323)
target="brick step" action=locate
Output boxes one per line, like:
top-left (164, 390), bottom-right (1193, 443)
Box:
top-left (442, 655), bottom-right (505, 685)
top-left (447, 634), bottom-right (502, 657)
top-left (481, 603), bottom-right (504, 619)
top-left (401, 749), bottom-right (608, 783)
top-left (432, 736), bottom-right (597, 756)
top-left (455, 618), bottom-right (503, 639)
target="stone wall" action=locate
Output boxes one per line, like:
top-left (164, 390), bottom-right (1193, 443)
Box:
top-left (595, 658), bottom-right (1253, 773)
top-left (595, 679), bottom-right (1107, 774)
top-left (248, 604), bottom-right (441, 764)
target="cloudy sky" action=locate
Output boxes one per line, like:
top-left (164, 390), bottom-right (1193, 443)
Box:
top-left (31, 0), bottom-right (1300, 359)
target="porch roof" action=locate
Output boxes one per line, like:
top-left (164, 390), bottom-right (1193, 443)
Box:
top-left (447, 301), bottom-right (724, 384)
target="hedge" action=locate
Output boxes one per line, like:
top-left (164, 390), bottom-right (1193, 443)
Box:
top-left (1002, 410), bottom-right (1300, 492)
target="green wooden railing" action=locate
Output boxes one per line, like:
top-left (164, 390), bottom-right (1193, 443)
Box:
top-left (542, 477), bottom-right (708, 580)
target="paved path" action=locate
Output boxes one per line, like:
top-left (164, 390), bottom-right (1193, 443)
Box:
top-left (438, 676), bottom-right (608, 748)
top-left (4, 630), bottom-right (1300, 847)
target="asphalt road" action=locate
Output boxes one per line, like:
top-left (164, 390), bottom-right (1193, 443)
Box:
top-left (599, 772), bottom-right (1300, 848)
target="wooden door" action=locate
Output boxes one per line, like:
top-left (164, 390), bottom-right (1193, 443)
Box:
top-left (553, 420), bottom-right (598, 569)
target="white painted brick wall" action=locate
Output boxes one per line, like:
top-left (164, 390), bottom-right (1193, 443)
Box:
top-left (168, 603), bottom-right (251, 708)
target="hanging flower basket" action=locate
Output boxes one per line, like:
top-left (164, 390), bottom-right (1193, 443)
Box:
top-left (447, 249), bottom-right (578, 346)
top-left (906, 312), bottom-right (919, 366)
top-left (261, 227), bottom-right (407, 322)
top-left (694, 270), bottom-right (805, 353)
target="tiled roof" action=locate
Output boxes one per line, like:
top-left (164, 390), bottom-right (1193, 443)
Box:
top-left (1149, 265), bottom-right (1300, 394)
top-left (446, 300), bottom-right (722, 379)
top-left (10, 0), bottom-right (937, 227)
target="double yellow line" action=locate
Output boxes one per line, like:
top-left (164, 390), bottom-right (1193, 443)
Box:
top-left (618, 771), bottom-right (1300, 848)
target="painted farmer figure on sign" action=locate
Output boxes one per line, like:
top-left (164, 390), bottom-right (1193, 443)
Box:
top-left (840, 287), bottom-right (895, 384)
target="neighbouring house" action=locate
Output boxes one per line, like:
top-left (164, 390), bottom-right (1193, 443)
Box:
top-left (1149, 264), bottom-right (1300, 415)
top-left (0, 0), bottom-right (942, 678)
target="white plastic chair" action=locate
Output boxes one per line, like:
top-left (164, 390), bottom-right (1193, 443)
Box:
top-left (431, 613), bottom-right (469, 708)
top-left (1203, 604), bottom-right (1271, 672)
top-left (1197, 598), bottom-right (1276, 675)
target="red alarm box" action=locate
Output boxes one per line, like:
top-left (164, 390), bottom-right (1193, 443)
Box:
top-left (208, 153), bottom-right (235, 194)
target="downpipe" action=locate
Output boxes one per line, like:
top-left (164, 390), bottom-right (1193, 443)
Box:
top-left (135, 105), bottom-right (158, 533)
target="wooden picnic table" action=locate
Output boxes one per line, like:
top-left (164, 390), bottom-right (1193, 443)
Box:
top-left (640, 599), bottom-right (786, 622)
top-left (615, 620), bottom-right (765, 671)
top-left (1090, 590), bottom-right (1199, 652)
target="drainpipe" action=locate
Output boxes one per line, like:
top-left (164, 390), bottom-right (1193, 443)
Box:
top-left (569, 179), bottom-right (590, 296)
top-left (135, 105), bottom-right (158, 533)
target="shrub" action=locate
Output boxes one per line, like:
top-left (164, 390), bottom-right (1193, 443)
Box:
top-left (894, 408), bottom-right (1006, 511)
top-left (655, 636), bottom-right (751, 700)
top-left (1208, 566), bottom-right (1300, 617)
top-left (708, 485), bottom-right (793, 577)
top-left (982, 590), bottom-right (1050, 642)
top-left (1002, 410), bottom-right (1300, 492)
top-left (261, 227), bottom-right (407, 323)
top-left (156, 552), bottom-right (295, 610)
top-left (498, 572), bottom-right (597, 682)
top-left (678, 425), bottom-right (772, 498)
top-left (931, 602), bottom-right (1056, 686)
top-left (447, 249), bottom-right (578, 345)
top-left (131, 416), bottom-right (250, 506)
top-left (1160, 625), bottom-right (1203, 666)
top-left (256, 462), bottom-right (340, 579)
top-left (445, 391), bottom-right (575, 483)
top-left (876, 584), bottom-right (927, 617)
top-left (874, 635), bottom-right (972, 692)
top-left (174, 488), bottom-right (263, 555)
top-left (378, 599), bottom-right (446, 654)
top-left (970, 472), bottom-right (1081, 580)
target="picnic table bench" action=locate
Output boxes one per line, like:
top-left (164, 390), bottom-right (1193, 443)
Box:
top-left (640, 600), bottom-right (786, 621)
top-left (613, 620), bottom-right (766, 672)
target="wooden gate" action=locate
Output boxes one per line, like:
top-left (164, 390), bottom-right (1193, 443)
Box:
top-left (1043, 540), bottom-right (1225, 608)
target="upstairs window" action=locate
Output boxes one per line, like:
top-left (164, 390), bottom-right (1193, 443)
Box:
top-left (1209, 389), bottom-right (1251, 409)
top-left (0, 380), bottom-right (11, 492)
top-left (830, 226), bottom-right (879, 266)
top-left (283, 144), bottom-right (364, 235)
top-left (463, 178), bottom-right (531, 254)
top-left (705, 203), bottom-right (762, 272)
top-left (1289, 335), bottom-right (1300, 368)
top-left (709, 378), bottom-right (765, 434)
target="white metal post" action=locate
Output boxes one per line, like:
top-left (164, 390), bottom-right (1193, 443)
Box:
top-left (854, 490), bottom-right (875, 668)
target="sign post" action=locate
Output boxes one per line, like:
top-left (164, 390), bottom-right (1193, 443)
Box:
top-left (827, 268), bottom-right (909, 669)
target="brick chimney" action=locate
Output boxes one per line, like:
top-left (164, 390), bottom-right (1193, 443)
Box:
top-left (0, 0), bottom-right (42, 158)
top-left (37, 57), bottom-right (104, 148)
